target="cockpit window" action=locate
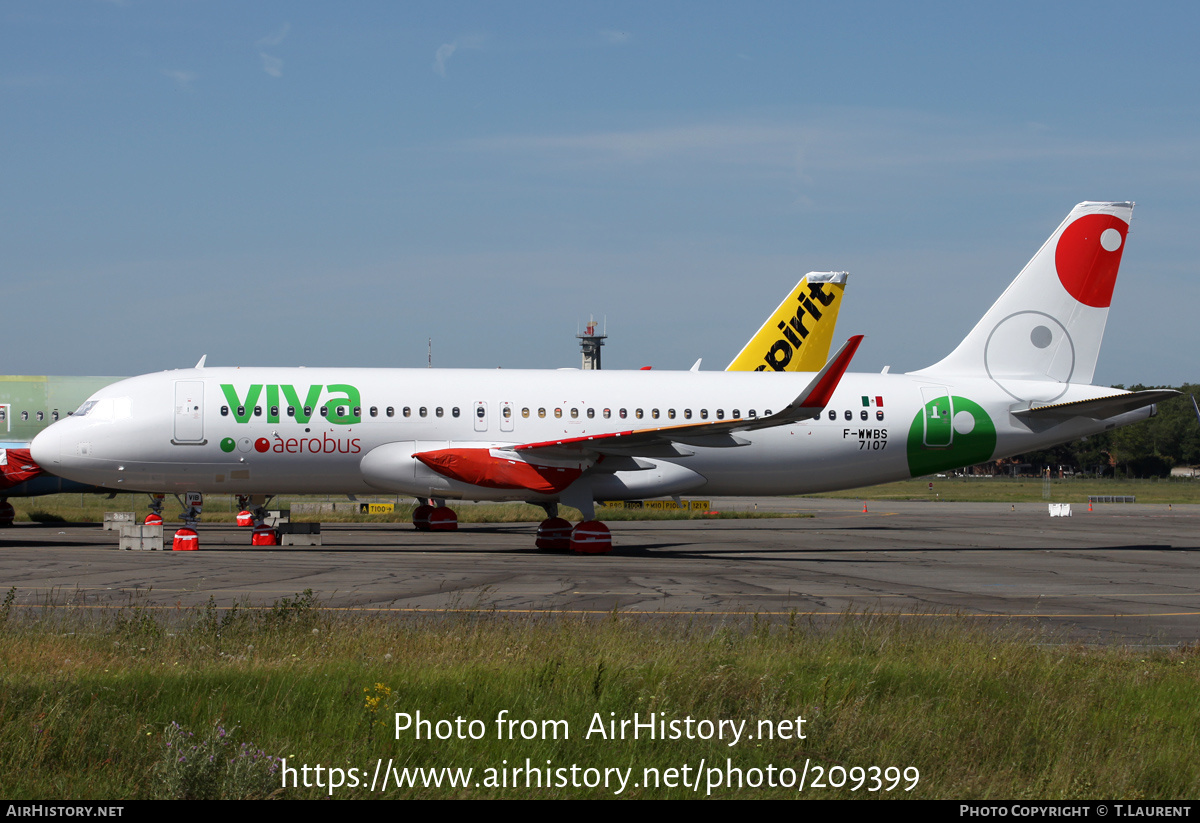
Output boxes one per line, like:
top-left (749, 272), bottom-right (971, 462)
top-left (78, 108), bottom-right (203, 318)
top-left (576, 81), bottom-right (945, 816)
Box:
top-left (70, 397), bottom-right (131, 420)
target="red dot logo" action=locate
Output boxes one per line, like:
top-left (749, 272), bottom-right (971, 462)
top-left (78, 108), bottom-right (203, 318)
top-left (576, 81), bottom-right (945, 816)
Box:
top-left (254, 438), bottom-right (270, 453)
top-left (1054, 213), bottom-right (1128, 308)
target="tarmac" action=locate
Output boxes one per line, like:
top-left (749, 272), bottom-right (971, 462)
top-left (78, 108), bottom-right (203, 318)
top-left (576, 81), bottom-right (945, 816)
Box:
top-left (1, 498), bottom-right (1197, 645)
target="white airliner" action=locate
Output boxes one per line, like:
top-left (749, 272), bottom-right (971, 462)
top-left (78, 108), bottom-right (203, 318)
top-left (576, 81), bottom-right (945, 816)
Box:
top-left (30, 202), bottom-right (1174, 551)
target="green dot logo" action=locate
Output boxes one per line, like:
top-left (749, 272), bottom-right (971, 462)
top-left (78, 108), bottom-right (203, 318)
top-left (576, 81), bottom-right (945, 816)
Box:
top-left (907, 396), bottom-right (996, 477)
top-left (220, 437), bottom-right (236, 453)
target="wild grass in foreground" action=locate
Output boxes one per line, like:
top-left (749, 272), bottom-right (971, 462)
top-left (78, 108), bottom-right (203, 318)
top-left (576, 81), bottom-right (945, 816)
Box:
top-left (0, 590), bottom-right (1196, 800)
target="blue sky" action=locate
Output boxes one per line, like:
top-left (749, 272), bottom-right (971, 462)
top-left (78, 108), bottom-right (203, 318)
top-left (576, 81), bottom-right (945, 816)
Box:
top-left (4, 1), bottom-right (1198, 385)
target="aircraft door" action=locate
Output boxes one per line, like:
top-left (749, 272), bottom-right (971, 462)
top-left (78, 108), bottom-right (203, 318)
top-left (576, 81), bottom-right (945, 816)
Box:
top-left (920, 386), bottom-right (953, 448)
top-left (174, 381), bottom-right (205, 443)
top-left (474, 401), bottom-right (488, 432)
top-left (500, 401), bottom-right (514, 432)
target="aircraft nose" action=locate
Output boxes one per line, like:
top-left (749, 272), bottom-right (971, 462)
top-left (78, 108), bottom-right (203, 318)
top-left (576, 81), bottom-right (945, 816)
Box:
top-left (30, 427), bottom-right (59, 468)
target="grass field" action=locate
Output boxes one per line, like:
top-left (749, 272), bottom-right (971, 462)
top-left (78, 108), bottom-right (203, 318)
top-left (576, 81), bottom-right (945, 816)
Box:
top-left (8, 477), bottom-right (1199, 526)
top-left (6, 495), bottom-right (807, 525)
top-left (1, 595), bottom-right (1196, 800)
top-left (814, 476), bottom-right (1200, 505)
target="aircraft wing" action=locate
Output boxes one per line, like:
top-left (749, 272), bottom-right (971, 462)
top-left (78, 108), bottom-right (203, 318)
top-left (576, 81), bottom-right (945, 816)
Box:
top-left (509, 335), bottom-right (863, 460)
top-left (1012, 389), bottom-right (1179, 420)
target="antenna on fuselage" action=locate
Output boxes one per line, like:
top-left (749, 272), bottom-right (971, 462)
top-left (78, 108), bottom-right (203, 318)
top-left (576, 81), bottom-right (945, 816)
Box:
top-left (428, 338), bottom-right (432, 368)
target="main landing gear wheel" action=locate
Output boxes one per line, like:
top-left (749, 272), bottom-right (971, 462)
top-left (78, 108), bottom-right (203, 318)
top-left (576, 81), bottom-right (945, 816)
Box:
top-left (535, 517), bottom-right (573, 551)
top-left (413, 502), bottom-right (457, 531)
top-left (570, 521), bottom-right (612, 554)
top-left (412, 505), bottom-right (433, 531)
top-left (428, 507), bottom-right (458, 531)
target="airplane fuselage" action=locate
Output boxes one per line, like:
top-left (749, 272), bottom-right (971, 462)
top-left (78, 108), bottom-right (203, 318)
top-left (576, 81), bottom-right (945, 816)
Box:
top-left (31, 366), bottom-right (1149, 502)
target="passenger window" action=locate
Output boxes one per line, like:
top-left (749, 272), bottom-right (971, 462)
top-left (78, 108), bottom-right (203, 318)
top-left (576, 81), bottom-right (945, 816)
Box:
top-left (652, 409), bottom-right (660, 419)
top-left (860, 410), bottom-right (868, 421)
top-left (419, 407), bottom-right (427, 417)
top-left (522, 408), bottom-right (530, 418)
top-left (476, 406), bottom-right (485, 419)
top-left (335, 406), bottom-right (346, 417)
top-left (320, 406), bottom-right (328, 418)
top-left (452, 407), bottom-right (460, 418)
top-left (503, 407), bottom-right (512, 419)
top-left (877, 411), bottom-right (885, 421)
top-left (716, 409), bottom-right (724, 420)
top-left (237, 406), bottom-right (246, 417)
top-left (271, 405), bottom-right (279, 417)
top-left (221, 406), bottom-right (229, 417)
top-left (538, 408), bottom-right (546, 418)
top-left (668, 409), bottom-right (676, 419)
top-left (402, 407), bottom-right (410, 417)
top-left (36, 411), bottom-right (44, 421)
top-left (52, 410), bottom-right (59, 421)
top-left (571, 408), bottom-right (579, 419)
top-left (21, 411), bottom-right (28, 421)
top-left (844, 410), bottom-right (852, 421)
top-left (749, 409), bottom-right (757, 418)
top-left (603, 409), bottom-right (611, 419)
top-left (387, 407), bottom-right (395, 417)
top-left (254, 406), bottom-right (262, 417)
top-left (732, 409), bottom-right (740, 418)
top-left (700, 409), bottom-right (707, 419)
top-left (287, 406), bottom-right (295, 417)
top-left (587, 408), bottom-right (595, 419)
top-left (828, 410), bottom-right (836, 421)
top-left (554, 408), bottom-right (562, 419)
top-left (304, 406), bottom-right (313, 417)
top-left (685, 409), bottom-right (693, 420)
top-left (0, 409), bottom-right (6, 421)
top-left (636, 409), bottom-right (643, 419)
top-left (765, 409), bottom-right (772, 416)
top-left (353, 406), bottom-right (361, 417)
top-left (619, 409), bottom-right (627, 419)
top-left (370, 407), bottom-right (378, 417)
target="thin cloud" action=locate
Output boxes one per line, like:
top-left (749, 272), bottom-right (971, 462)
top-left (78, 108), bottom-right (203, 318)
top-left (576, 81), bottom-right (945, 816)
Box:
top-left (460, 112), bottom-right (1200, 182)
top-left (257, 23), bottom-right (290, 48)
top-left (433, 43), bottom-right (457, 77)
top-left (600, 29), bottom-right (631, 44)
top-left (259, 53), bottom-right (283, 78)
top-left (257, 23), bottom-right (289, 78)
top-left (433, 34), bottom-right (486, 78)
top-left (163, 70), bottom-right (198, 89)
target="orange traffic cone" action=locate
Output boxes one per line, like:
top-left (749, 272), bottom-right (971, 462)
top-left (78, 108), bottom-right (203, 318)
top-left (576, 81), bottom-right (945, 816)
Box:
top-left (862, 502), bottom-right (868, 513)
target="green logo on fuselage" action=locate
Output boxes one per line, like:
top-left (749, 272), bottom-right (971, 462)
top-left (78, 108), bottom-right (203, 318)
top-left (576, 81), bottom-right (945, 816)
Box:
top-left (219, 384), bottom-right (362, 426)
top-left (906, 396), bottom-right (996, 477)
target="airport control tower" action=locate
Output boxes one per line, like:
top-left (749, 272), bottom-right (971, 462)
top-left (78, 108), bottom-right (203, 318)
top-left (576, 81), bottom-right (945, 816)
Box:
top-left (577, 317), bottom-right (606, 370)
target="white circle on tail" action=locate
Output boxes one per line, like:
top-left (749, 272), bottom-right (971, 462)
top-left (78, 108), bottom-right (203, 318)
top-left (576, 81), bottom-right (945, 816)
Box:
top-left (983, 311), bottom-right (1073, 403)
top-left (1100, 228), bottom-right (1123, 252)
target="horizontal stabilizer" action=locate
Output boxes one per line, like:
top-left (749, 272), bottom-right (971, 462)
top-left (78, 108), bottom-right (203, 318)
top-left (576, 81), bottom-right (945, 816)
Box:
top-left (1013, 389), bottom-right (1179, 420)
